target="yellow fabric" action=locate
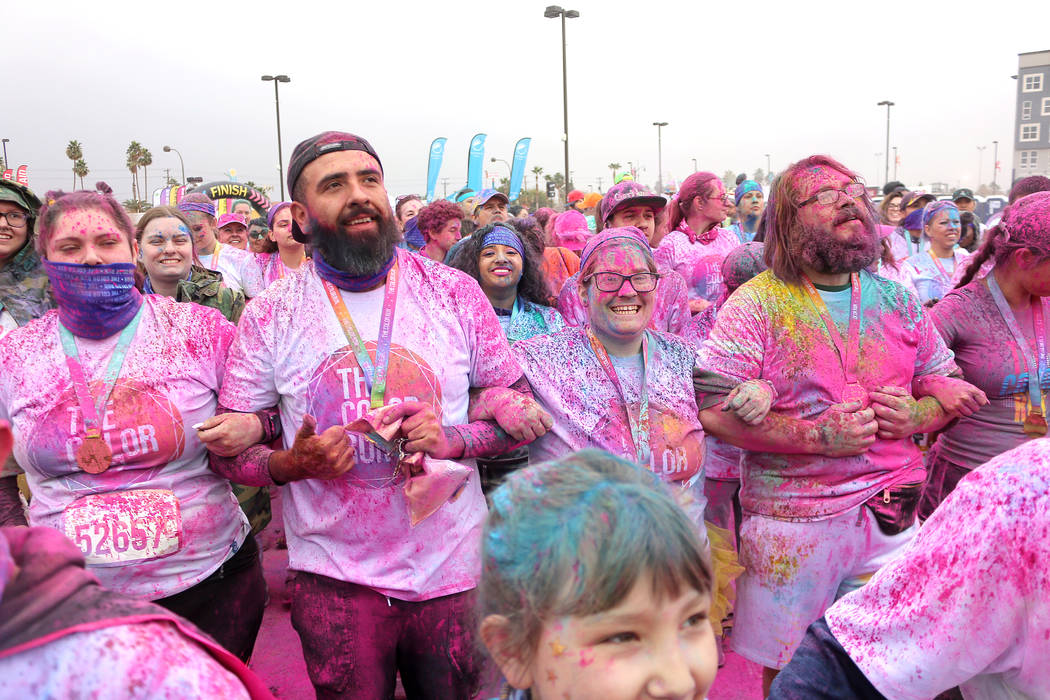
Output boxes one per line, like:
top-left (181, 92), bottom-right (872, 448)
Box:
top-left (706, 520), bottom-right (744, 638)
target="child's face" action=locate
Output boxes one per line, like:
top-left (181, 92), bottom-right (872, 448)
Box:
top-left (527, 576), bottom-right (717, 699)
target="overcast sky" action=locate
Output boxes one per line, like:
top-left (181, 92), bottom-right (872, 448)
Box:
top-left (9, 0), bottom-right (1050, 203)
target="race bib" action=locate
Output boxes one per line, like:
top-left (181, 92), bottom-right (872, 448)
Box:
top-left (63, 489), bottom-right (182, 566)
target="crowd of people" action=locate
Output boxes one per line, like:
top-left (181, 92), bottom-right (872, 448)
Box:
top-left (0, 127), bottom-right (1049, 700)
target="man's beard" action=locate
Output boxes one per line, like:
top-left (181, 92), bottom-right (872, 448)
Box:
top-left (794, 205), bottom-right (880, 275)
top-left (309, 205), bottom-right (400, 276)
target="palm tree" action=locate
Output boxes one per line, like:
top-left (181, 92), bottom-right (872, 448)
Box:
top-left (73, 159), bottom-right (89, 189)
top-left (608, 162), bottom-right (621, 185)
top-left (138, 147), bottom-right (153, 203)
top-left (126, 142), bottom-right (144, 202)
top-left (531, 166), bottom-right (543, 208)
top-left (66, 141), bottom-right (83, 189)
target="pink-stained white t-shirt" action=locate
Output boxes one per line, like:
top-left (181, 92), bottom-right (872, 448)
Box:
top-left (199, 243), bottom-right (266, 298)
top-left (219, 249), bottom-right (522, 601)
top-left (929, 279), bottom-right (1049, 470)
top-left (555, 269), bottom-right (699, 348)
top-left (825, 439), bottom-right (1050, 700)
top-left (654, 227), bottom-right (740, 305)
top-left (0, 296), bottom-right (249, 599)
top-left (697, 269), bottom-right (958, 521)
top-left (254, 252), bottom-right (312, 289)
top-left (909, 249), bottom-right (972, 304)
top-left (874, 258), bottom-right (919, 296)
top-left (0, 621), bottom-right (252, 699)
top-left (514, 327), bottom-right (706, 484)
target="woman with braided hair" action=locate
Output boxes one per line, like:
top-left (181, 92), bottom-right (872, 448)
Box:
top-left (918, 191), bottom-right (1050, 519)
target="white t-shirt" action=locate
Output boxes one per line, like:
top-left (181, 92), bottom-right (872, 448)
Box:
top-left (0, 296), bottom-right (248, 599)
top-left (199, 243), bottom-right (266, 298)
top-left (909, 249), bottom-right (972, 304)
top-left (219, 249), bottom-right (522, 601)
top-left (0, 308), bottom-right (15, 340)
top-left (825, 438), bottom-right (1050, 700)
top-left (0, 621), bottom-right (251, 699)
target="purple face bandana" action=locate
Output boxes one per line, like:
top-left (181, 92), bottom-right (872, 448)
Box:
top-left (43, 261), bottom-right (143, 339)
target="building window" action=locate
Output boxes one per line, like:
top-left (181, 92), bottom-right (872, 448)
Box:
top-left (1021, 124), bottom-right (1041, 142)
top-left (1043, 97), bottom-right (1050, 116)
top-left (1021, 151), bottom-right (1040, 169)
top-left (1024, 73), bottom-right (1044, 92)
top-left (1023, 101), bottom-right (1033, 119)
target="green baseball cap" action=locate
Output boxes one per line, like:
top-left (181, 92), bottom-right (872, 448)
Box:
top-left (0, 178), bottom-right (41, 215)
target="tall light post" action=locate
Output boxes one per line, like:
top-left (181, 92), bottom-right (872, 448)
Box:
top-left (892, 146), bottom-right (898, 181)
top-left (1, 139), bottom-right (8, 170)
top-left (877, 100), bottom-right (894, 186)
top-left (765, 153), bottom-right (771, 176)
top-left (162, 145), bottom-right (185, 185)
top-left (261, 74), bottom-right (291, 199)
top-left (544, 6), bottom-right (579, 191)
top-left (652, 122), bottom-right (668, 194)
top-left (977, 145), bottom-right (987, 187)
top-left (490, 157), bottom-right (510, 190)
top-left (991, 140), bottom-right (999, 188)
top-left (691, 158), bottom-right (697, 172)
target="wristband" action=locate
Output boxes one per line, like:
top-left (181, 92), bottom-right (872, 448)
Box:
top-left (254, 408), bottom-right (283, 444)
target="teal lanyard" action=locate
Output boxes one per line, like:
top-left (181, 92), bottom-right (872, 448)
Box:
top-left (58, 307), bottom-right (144, 439)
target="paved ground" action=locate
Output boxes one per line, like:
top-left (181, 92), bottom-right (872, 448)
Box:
top-left (249, 493), bottom-right (763, 699)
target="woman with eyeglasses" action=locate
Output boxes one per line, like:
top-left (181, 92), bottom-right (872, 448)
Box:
top-left (253, 201), bottom-right (309, 288)
top-left (879, 189), bottom-right (905, 227)
top-left (0, 179), bottom-right (52, 341)
top-left (908, 201), bottom-right (971, 305)
top-left (513, 228), bottom-right (770, 514)
top-left (0, 184), bottom-right (266, 662)
top-left (655, 172), bottom-right (741, 314)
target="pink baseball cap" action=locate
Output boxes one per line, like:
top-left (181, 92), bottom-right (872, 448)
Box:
top-left (554, 210), bottom-right (589, 252)
top-left (217, 213), bottom-right (248, 229)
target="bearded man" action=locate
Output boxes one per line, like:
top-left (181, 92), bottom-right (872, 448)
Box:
top-left (208, 131), bottom-right (550, 699)
top-left (695, 155), bottom-right (964, 695)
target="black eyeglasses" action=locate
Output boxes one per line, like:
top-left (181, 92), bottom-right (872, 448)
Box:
top-left (0, 211), bottom-right (28, 226)
top-left (798, 182), bottom-right (866, 207)
top-left (585, 271), bottom-right (660, 293)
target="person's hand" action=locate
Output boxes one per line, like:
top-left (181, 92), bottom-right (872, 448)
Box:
top-left (268, 414), bottom-right (356, 483)
top-left (915, 376), bottom-right (988, 417)
top-left (722, 380), bottom-right (774, 425)
top-left (381, 401), bottom-right (453, 459)
top-left (813, 402), bottom-right (878, 457)
top-left (467, 387), bottom-right (553, 442)
top-left (197, 412), bottom-right (264, 457)
top-left (689, 298), bottom-right (712, 315)
top-left (869, 385), bottom-right (925, 440)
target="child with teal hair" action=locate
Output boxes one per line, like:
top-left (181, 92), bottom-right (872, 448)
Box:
top-left (478, 449), bottom-right (718, 699)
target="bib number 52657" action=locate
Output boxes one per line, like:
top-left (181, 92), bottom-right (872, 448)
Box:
top-left (64, 489), bottom-right (182, 566)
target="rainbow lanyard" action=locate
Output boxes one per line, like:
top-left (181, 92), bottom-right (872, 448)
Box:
top-left (928, 252), bottom-right (954, 285)
top-left (321, 261), bottom-right (400, 409)
top-left (800, 272), bottom-right (862, 385)
top-left (587, 329), bottom-right (651, 465)
top-left (206, 242), bottom-right (223, 271)
top-left (987, 271), bottom-right (1047, 413)
top-left (58, 307), bottom-right (144, 442)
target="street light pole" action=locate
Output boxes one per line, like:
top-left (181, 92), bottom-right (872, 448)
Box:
top-left (653, 122), bottom-right (668, 194)
top-left (1, 139), bottom-right (8, 170)
top-left (977, 146), bottom-right (987, 187)
top-left (991, 140), bottom-right (999, 188)
top-left (262, 74), bottom-right (291, 200)
top-left (691, 158), bottom-right (697, 172)
top-left (892, 146), bottom-right (898, 181)
top-left (545, 6), bottom-right (578, 192)
top-left (765, 153), bottom-right (771, 176)
top-left (162, 145), bottom-right (185, 185)
top-left (877, 100), bottom-right (894, 186)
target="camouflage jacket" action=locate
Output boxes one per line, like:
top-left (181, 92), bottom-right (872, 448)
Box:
top-left (0, 242), bottom-right (54, 327)
top-left (175, 265), bottom-right (246, 324)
